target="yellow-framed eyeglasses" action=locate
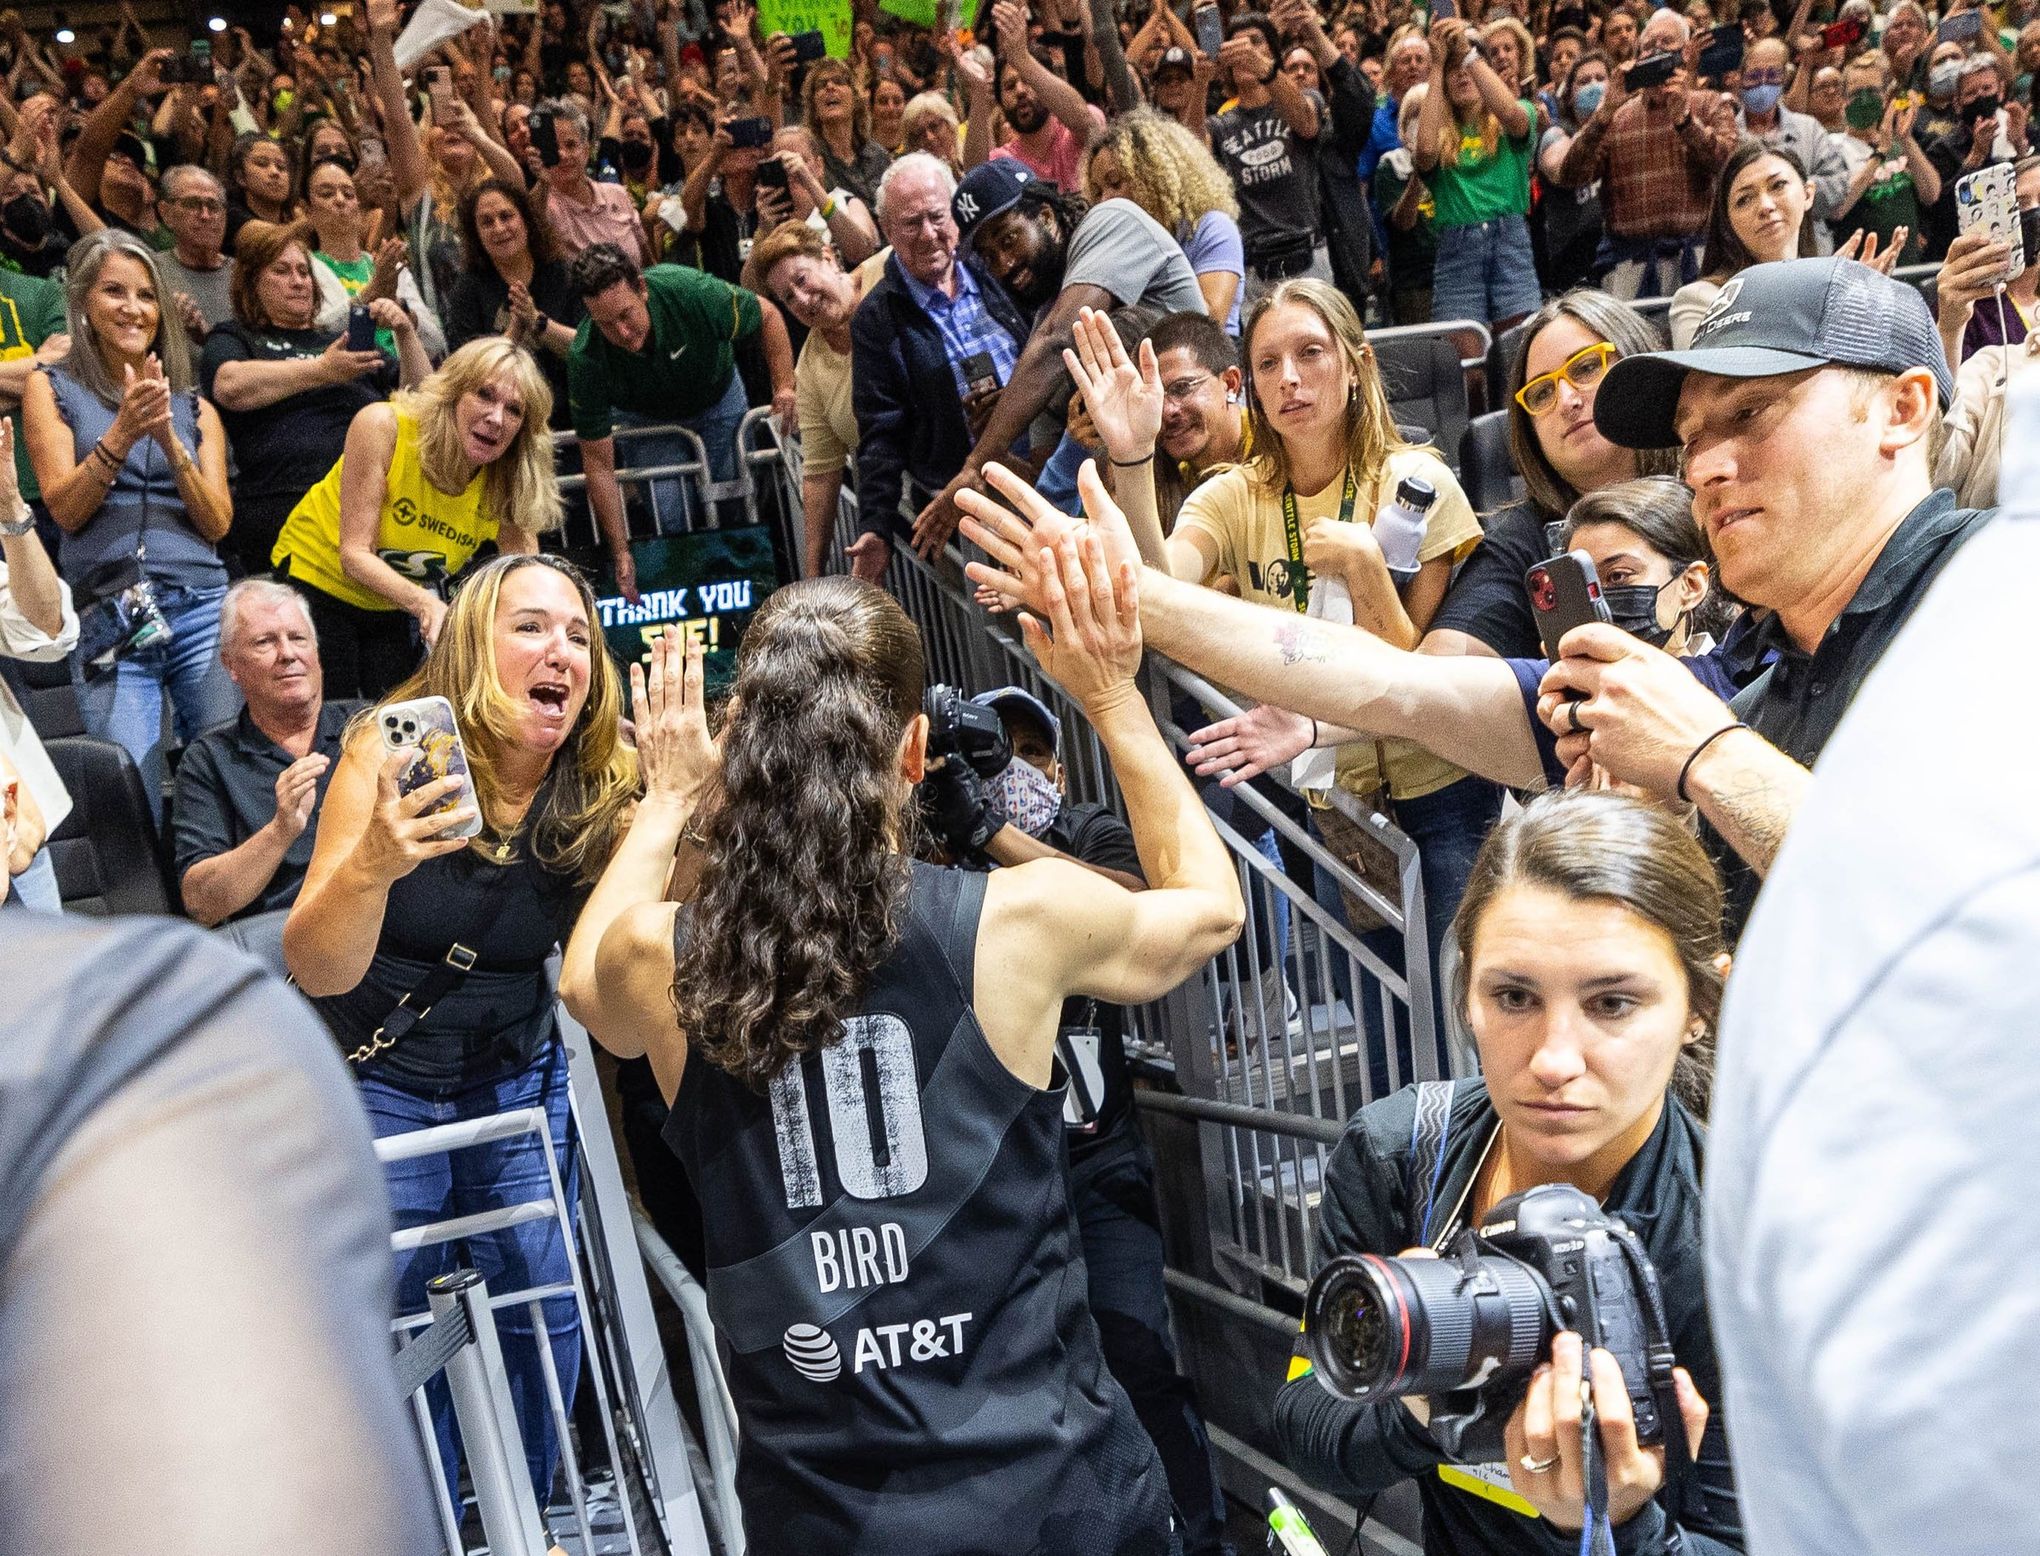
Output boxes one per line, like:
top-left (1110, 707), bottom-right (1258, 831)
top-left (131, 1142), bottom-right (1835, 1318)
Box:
top-left (1514, 341), bottom-right (1617, 416)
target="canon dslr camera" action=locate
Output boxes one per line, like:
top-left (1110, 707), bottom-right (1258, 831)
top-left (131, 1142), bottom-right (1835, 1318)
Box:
top-left (1303, 1183), bottom-right (1678, 1464)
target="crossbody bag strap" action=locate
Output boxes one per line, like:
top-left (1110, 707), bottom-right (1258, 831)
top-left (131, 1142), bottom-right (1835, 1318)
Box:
top-left (346, 863), bottom-right (515, 1068)
top-left (1404, 1079), bottom-right (1457, 1246)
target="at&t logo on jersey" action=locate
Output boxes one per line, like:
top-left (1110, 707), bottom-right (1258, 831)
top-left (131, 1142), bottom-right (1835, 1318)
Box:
top-left (781, 1312), bottom-right (975, 1383)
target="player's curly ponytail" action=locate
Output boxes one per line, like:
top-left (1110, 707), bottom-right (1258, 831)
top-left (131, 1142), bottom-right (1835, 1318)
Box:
top-left (673, 577), bottom-right (927, 1092)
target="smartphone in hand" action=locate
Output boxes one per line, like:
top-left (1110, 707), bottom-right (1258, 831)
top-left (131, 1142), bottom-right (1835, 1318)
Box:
top-left (1527, 552), bottom-right (1614, 661)
top-left (1956, 162), bottom-right (2026, 284)
top-left (378, 695), bottom-right (484, 840)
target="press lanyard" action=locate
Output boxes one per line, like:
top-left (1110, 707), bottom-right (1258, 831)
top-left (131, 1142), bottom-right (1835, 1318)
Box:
top-left (1279, 466), bottom-right (1357, 611)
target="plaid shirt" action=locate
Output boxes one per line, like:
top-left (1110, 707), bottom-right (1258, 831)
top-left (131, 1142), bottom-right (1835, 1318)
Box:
top-left (903, 259), bottom-right (1023, 399)
top-left (1554, 88), bottom-right (1738, 241)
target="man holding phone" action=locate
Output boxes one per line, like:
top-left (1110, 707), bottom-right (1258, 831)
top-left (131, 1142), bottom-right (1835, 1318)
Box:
top-left (1553, 9), bottom-right (1738, 299)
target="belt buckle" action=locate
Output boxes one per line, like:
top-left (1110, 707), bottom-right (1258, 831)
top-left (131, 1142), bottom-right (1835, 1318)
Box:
top-left (445, 943), bottom-right (478, 972)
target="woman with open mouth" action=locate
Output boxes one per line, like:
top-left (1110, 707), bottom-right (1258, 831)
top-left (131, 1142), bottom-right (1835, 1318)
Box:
top-left (286, 552), bottom-right (638, 1527)
top-left (271, 337), bottom-right (562, 699)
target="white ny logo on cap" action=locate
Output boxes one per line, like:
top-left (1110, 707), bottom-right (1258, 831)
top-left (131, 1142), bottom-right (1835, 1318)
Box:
top-left (956, 192), bottom-right (980, 221)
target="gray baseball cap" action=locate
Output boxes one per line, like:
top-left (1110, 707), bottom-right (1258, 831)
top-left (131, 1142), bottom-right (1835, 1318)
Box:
top-left (1593, 257), bottom-right (1953, 450)
top-left (972, 686), bottom-right (1060, 752)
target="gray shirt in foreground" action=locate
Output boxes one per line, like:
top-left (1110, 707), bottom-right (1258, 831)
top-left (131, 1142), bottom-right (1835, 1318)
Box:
top-left (1709, 460), bottom-right (2040, 1549)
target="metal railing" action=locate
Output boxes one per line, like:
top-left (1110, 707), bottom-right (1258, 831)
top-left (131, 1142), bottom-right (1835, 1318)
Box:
top-left (553, 408), bottom-right (795, 563)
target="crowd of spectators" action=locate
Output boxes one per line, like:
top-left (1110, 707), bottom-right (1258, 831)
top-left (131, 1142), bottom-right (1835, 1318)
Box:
top-left (1, 0), bottom-right (2037, 1547)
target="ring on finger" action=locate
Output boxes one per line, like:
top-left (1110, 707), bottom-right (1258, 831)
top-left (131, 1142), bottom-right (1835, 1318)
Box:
top-left (1565, 698), bottom-right (1586, 735)
top-left (1519, 1454), bottom-right (1560, 1475)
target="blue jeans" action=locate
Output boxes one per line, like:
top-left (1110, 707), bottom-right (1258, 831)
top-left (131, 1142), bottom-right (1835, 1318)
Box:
top-left (1431, 214), bottom-right (1541, 324)
top-left (360, 1038), bottom-right (582, 1511)
top-left (614, 373), bottom-right (748, 531)
top-left (72, 581), bottom-right (238, 820)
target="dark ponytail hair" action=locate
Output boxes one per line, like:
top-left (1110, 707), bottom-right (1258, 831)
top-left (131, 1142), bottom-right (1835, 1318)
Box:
top-left (1450, 789), bottom-right (1724, 1118)
top-left (673, 577), bottom-right (926, 1092)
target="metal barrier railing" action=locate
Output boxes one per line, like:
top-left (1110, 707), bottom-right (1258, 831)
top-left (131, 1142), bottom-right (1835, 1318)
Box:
top-left (553, 407), bottom-right (794, 562)
top-left (375, 1015), bottom-right (717, 1556)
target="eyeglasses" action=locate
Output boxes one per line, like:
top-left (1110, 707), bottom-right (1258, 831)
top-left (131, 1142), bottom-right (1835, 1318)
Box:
top-left (1162, 371), bottom-right (1214, 405)
top-left (169, 196), bottom-right (225, 213)
top-left (1514, 340), bottom-right (1616, 416)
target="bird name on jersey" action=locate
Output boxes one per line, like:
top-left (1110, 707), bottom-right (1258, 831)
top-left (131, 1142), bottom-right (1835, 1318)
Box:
top-left (782, 1220), bottom-right (972, 1382)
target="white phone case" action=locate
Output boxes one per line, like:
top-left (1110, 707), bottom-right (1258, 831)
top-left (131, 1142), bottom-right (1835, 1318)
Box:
top-left (377, 695), bottom-right (485, 840)
top-left (1956, 162), bottom-right (2026, 283)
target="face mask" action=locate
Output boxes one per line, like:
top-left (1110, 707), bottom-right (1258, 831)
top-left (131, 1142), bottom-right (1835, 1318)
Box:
top-left (272, 88), bottom-right (296, 112)
top-left (1845, 87), bottom-right (1885, 129)
top-left (0, 191), bottom-right (50, 250)
top-left (1929, 61), bottom-right (1961, 98)
top-left (1966, 95), bottom-right (2003, 126)
top-left (2021, 206), bottom-right (2040, 267)
top-left (1572, 79), bottom-right (1605, 116)
top-left (1601, 583), bottom-right (1676, 648)
top-left (1741, 82), bottom-right (1784, 115)
top-left (494, 65), bottom-right (511, 83)
top-left (618, 139), bottom-right (654, 171)
top-left (988, 757), bottom-right (1061, 838)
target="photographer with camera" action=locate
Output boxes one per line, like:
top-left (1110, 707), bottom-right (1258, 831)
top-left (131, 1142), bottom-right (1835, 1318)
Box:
top-left (1274, 790), bottom-right (1739, 1553)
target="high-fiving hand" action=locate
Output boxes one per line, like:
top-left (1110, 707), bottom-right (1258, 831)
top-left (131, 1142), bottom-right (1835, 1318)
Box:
top-left (1063, 306), bottom-right (1162, 465)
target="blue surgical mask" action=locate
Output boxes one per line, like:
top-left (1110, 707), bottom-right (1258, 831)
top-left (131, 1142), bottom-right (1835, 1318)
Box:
top-left (1572, 79), bottom-right (1605, 116)
top-left (1741, 82), bottom-right (1784, 115)
top-left (1930, 60), bottom-right (1961, 98)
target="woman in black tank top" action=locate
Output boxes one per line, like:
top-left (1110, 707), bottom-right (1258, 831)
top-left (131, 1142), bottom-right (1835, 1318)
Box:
top-left (285, 554), bottom-right (636, 1518)
top-left (561, 499), bottom-right (1246, 1555)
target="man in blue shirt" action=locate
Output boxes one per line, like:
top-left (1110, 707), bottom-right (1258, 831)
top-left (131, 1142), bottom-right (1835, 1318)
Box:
top-left (849, 153), bottom-right (1030, 580)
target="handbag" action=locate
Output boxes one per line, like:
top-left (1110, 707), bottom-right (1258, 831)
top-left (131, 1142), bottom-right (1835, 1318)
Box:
top-left (342, 865), bottom-right (514, 1068)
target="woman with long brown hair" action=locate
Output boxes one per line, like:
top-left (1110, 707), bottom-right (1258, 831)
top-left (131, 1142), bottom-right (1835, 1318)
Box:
top-left (559, 514), bottom-right (1243, 1552)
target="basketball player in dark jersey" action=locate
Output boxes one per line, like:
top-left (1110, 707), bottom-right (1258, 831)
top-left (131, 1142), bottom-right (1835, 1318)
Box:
top-left (561, 466), bottom-right (1244, 1556)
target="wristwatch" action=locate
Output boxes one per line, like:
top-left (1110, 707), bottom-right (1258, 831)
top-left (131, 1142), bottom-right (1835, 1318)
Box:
top-left (0, 499), bottom-right (34, 538)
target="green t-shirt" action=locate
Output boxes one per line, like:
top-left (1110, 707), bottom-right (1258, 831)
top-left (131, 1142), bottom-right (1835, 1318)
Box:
top-left (314, 250), bottom-right (399, 356)
top-left (567, 264), bottom-right (763, 442)
top-left (1833, 151), bottom-right (1925, 266)
top-left (0, 268), bottom-right (66, 501)
top-left (1429, 103), bottom-right (1535, 230)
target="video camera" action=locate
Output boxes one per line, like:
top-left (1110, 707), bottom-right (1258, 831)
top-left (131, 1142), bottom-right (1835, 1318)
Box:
top-left (923, 684), bottom-right (1011, 779)
top-left (1302, 1183), bottom-right (1684, 1467)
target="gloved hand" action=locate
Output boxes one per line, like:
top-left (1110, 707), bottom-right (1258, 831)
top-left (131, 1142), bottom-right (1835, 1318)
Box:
top-left (919, 758), bottom-right (1006, 856)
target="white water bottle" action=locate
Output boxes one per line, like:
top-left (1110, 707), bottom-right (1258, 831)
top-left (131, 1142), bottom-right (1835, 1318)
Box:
top-left (1375, 475), bottom-right (1437, 581)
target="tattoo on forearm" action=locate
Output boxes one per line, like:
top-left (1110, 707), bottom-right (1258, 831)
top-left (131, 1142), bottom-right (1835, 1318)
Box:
top-left (1703, 767), bottom-right (1796, 878)
top-left (1274, 620), bottom-right (1333, 666)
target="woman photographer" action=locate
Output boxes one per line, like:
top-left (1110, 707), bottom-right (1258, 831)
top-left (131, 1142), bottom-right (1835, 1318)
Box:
top-left (1271, 789), bottom-right (1743, 1553)
top-left (284, 552), bottom-right (637, 1518)
top-left (271, 336), bottom-right (560, 699)
top-left (202, 219), bottom-right (429, 579)
top-left (557, 513), bottom-right (1244, 1551)
top-left (302, 154), bottom-right (447, 361)
top-left (23, 229), bottom-right (236, 812)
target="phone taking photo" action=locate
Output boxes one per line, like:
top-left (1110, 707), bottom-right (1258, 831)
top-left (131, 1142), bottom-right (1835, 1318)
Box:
top-left (1937, 8), bottom-right (1982, 43)
top-left (1695, 24), bottom-right (1743, 79)
top-left (1193, 3), bottom-right (1223, 56)
top-left (1956, 162), bottom-right (2026, 284)
top-left (346, 302), bottom-right (377, 352)
top-left (378, 695), bottom-right (484, 840)
top-left (1526, 552), bottom-right (1614, 661)
top-left (427, 66), bottom-right (457, 126)
top-left (1624, 49), bottom-right (1681, 90)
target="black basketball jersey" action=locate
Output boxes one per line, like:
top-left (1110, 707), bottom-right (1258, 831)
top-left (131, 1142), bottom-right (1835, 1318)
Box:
top-left (661, 860), bottom-right (1176, 1555)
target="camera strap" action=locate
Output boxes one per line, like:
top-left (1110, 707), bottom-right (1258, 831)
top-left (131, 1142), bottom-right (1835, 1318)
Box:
top-left (1613, 1229), bottom-right (1708, 1522)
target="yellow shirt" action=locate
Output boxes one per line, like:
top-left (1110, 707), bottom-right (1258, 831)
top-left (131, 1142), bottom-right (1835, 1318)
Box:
top-left (795, 250), bottom-right (889, 479)
top-left (273, 409), bottom-right (496, 612)
top-left (1176, 447), bottom-right (1484, 801)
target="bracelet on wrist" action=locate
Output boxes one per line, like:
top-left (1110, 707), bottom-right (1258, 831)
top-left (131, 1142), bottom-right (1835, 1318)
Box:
top-left (1110, 449), bottom-right (1156, 467)
top-left (1676, 721), bottom-right (1751, 805)
top-left (0, 499), bottom-right (33, 537)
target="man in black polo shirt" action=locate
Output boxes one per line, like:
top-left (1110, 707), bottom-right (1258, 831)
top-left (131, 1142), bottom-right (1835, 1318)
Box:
top-left (1535, 257), bottom-right (1992, 933)
top-left (173, 581), bottom-right (358, 928)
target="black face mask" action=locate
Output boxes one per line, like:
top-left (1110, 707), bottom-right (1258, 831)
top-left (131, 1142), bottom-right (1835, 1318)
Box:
top-left (618, 138), bottom-right (654, 172)
top-left (1965, 95), bottom-right (2003, 126)
top-left (1601, 583), bottom-right (1677, 648)
top-left (0, 191), bottom-right (49, 251)
top-left (2021, 206), bottom-right (2040, 267)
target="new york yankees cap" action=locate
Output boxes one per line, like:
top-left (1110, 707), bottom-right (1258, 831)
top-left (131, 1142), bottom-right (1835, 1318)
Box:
top-left (951, 159), bottom-right (1035, 245)
top-left (1594, 257), bottom-right (1954, 450)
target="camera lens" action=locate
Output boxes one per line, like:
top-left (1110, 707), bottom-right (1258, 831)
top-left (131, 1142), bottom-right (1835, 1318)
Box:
top-left (1304, 1252), bottom-right (1550, 1403)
